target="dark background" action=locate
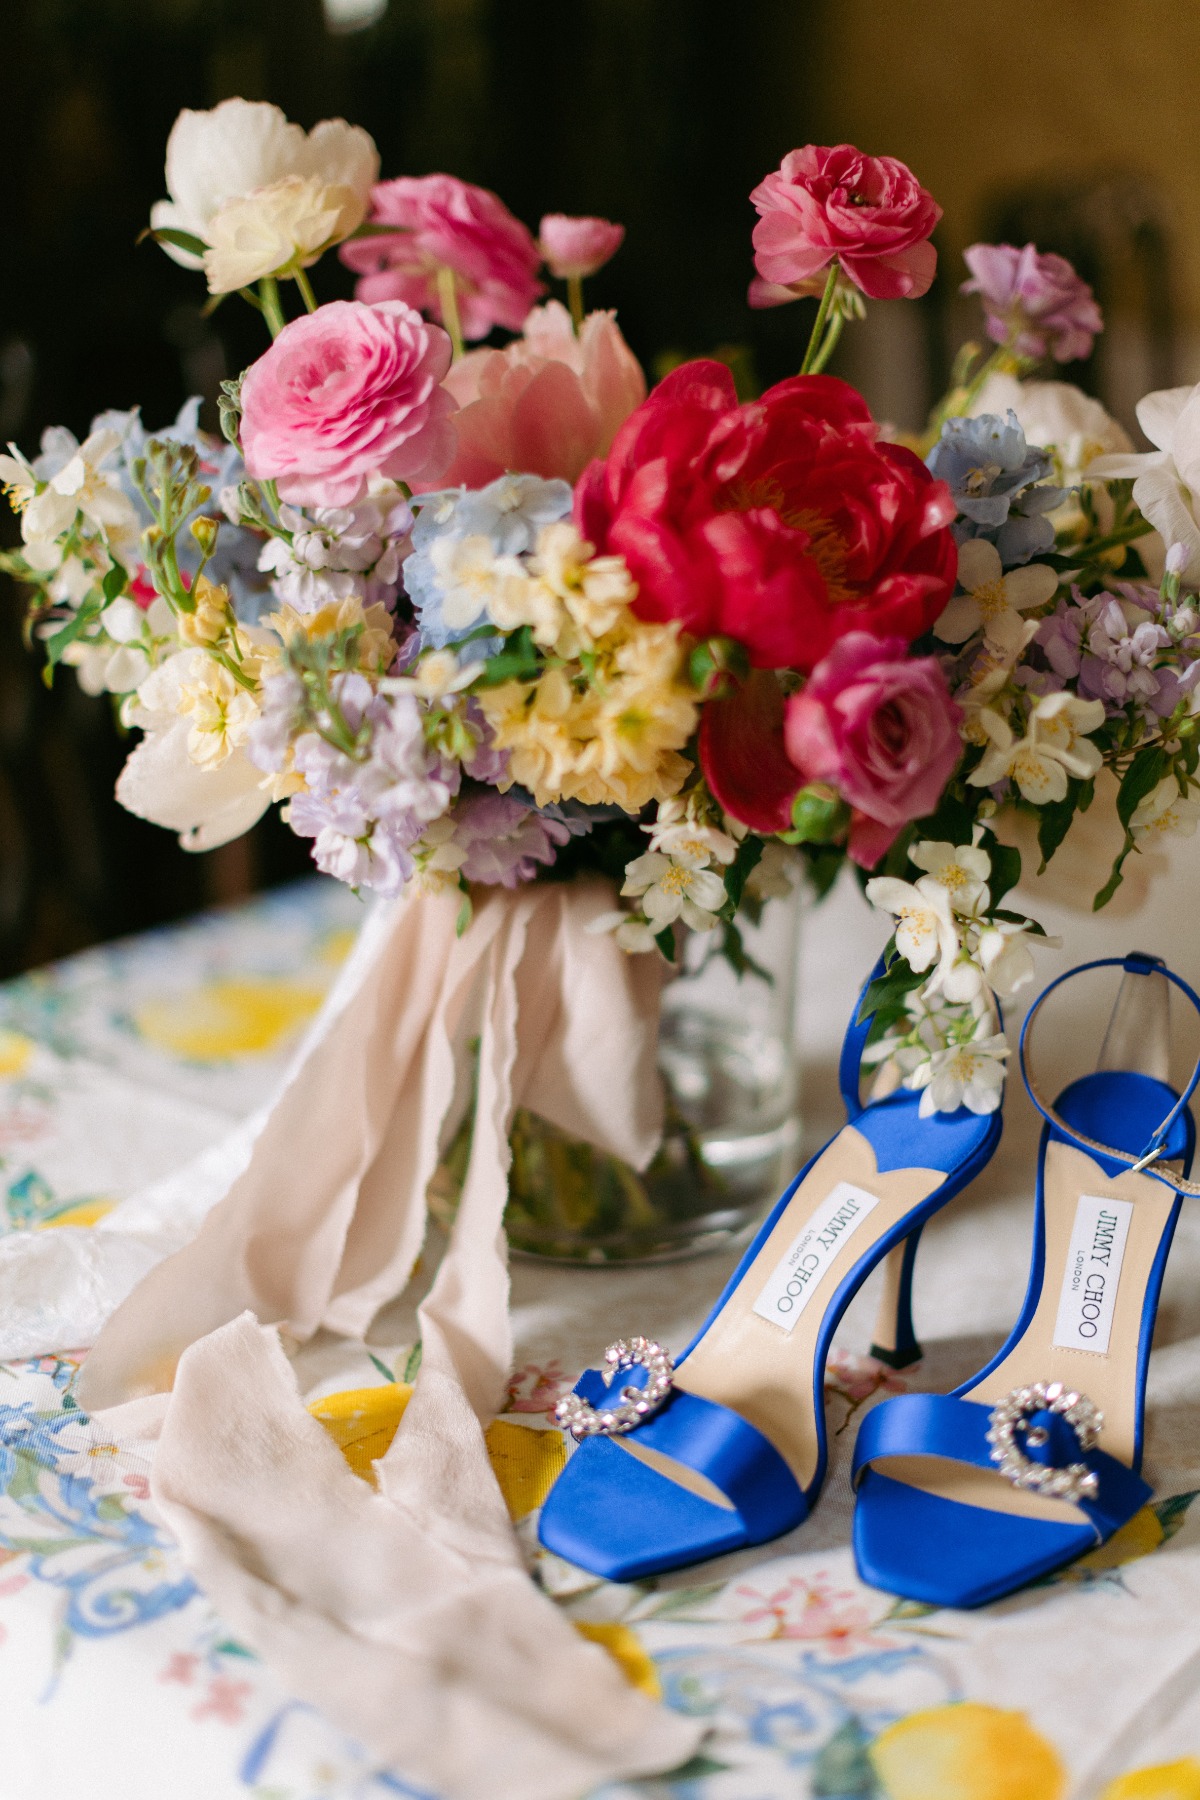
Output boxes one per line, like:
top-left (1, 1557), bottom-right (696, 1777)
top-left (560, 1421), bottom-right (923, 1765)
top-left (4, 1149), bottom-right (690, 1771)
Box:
top-left (0, 0), bottom-right (1179, 973)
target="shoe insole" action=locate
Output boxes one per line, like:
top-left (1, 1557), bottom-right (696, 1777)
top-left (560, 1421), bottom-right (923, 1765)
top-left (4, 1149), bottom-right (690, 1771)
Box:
top-left (616, 1123), bottom-right (946, 1494)
top-left (878, 1138), bottom-right (1179, 1526)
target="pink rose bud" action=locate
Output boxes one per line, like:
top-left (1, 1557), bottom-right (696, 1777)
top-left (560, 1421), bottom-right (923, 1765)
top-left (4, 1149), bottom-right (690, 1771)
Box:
top-left (240, 299), bottom-right (456, 508)
top-left (749, 144), bottom-right (941, 306)
top-left (538, 214), bottom-right (625, 281)
top-left (341, 174), bottom-right (544, 341)
top-left (961, 243), bottom-right (1103, 363)
top-left (783, 632), bottom-right (962, 868)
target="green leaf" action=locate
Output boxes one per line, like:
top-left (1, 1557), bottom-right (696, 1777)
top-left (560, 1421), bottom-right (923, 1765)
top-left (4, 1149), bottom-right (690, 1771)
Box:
top-left (455, 890), bottom-right (473, 938)
top-left (661, 1753), bottom-right (732, 1781)
top-left (716, 919), bottom-right (771, 982)
top-left (1153, 1489), bottom-right (1199, 1543)
top-left (720, 835), bottom-right (764, 916)
top-left (403, 1341), bottom-right (423, 1383)
top-left (41, 594), bottom-right (103, 676)
top-left (1036, 787), bottom-right (1080, 871)
top-left (367, 1352), bottom-right (396, 1384)
top-left (811, 1717), bottom-right (881, 1796)
top-left (986, 837), bottom-right (1022, 909)
top-left (654, 925), bottom-right (676, 962)
top-left (1117, 744), bottom-right (1170, 830)
top-left (471, 627), bottom-right (541, 687)
top-left (143, 225), bottom-right (208, 258)
top-left (101, 559), bottom-right (128, 604)
top-left (1093, 833), bottom-right (1135, 911)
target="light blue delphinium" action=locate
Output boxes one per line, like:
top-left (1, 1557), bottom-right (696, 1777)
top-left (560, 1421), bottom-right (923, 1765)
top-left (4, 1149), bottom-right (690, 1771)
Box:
top-left (927, 411), bottom-right (1066, 566)
top-left (403, 473), bottom-right (574, 650)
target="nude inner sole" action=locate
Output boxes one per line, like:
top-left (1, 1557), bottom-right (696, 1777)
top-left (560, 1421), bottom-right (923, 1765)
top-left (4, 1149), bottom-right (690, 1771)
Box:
top-left (616, 1125), bottom-right (946, 1493)
top-left (875, 1139), bottom-right (1179, 1527)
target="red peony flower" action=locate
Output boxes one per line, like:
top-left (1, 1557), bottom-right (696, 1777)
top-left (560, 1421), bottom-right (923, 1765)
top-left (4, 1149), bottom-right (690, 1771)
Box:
top-left (749, 144), bottom-right (941, 304)
top-left (575, 361), bottom-right (956, 673)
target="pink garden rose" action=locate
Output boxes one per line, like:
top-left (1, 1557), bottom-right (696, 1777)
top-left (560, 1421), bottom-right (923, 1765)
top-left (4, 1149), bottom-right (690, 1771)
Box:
top-left (749, 144), bottom-right (941, 305)
top-left (416, 300), bottom-right (646, 489)
top-left (240, 299), bottom-right (456, 506)
top-left (962, 243), bottom-right (1103, 363)
top-left (340, 174), bottom-right (544, 340)
top-left (538, 213), bottom-right (625, 280)
top-left (783, 632), bottom-right (962, 867)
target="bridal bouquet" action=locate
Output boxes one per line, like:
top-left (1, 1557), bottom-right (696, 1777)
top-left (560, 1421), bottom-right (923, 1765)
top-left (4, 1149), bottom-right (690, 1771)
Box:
top-left (3, 104), bottom-right (1197, 1115)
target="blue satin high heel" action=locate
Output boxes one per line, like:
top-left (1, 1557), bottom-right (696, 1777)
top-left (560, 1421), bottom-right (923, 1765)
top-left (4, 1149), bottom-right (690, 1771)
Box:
top-left (536, 959), bottom-right (1004, 1581)
top-left (852, 952), bottom-right (1200, 1610)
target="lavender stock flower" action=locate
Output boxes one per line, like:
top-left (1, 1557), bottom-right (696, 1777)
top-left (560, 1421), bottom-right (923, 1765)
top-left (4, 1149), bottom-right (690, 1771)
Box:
top-left (962, 243), bottom-right (1103, 363)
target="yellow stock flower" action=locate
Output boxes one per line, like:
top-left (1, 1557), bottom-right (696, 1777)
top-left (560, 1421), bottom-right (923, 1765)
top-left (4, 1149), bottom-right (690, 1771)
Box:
top-left (268, 596), bottom-right (395, 673)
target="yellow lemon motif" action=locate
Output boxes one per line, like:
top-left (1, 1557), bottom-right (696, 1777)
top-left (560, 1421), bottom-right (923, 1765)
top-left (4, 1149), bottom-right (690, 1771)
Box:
top-left (1070, 1504), bottom-right (1164, 1575)
top-left (308, 1386), bottom-right (566, 1521)
top-left (573, 1621), bottom-right (661, 1699)
top-left (483, 1419), bottom-right (567, 1520)
top-left (1101, 1760), bottom-right (1200, 1800)
top-left (135, 979), bottom-right (325, 1062)
top-left (308, 1384), bottom-right (413, 1481)
top-left (870, 1702), bottom-right (1067, 1800)
top-left (0, 1030), bottom-right (34, 1078)
top-left (36, 1197), bottom-right (117, 1230)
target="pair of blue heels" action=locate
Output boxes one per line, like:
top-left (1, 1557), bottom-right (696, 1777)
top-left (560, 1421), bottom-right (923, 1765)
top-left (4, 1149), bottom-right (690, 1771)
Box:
top-left (538, 952), bottom-right (1200, 1609)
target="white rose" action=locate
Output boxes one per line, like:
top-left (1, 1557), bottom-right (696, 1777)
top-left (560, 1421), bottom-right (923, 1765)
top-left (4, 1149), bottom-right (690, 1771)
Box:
top-left (203, 174), bottom-right (368, 293)
top-left (970, 373), bottom-right (1131, 485)
top-left (150, 98), bottom-right (378, 270)
top-left (116, 651), bottom-right (270, 850)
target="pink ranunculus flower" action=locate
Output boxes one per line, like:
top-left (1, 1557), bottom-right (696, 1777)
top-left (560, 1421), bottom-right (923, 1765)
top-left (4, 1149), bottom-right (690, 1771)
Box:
top-left (340, 174), bottom-right (544, 341)
top-left (415, 300), bottom-right (646, 489)
top-left (783, 632), bottom-right (962, 868)
top-left (240, 299), bottom-right (456, 507)
top-left (961, 243), bottom-right (1103, 363)
top-left (750, 144), bottom-right (942, 305)
top-left (538, 213), bottom-right (625, 280)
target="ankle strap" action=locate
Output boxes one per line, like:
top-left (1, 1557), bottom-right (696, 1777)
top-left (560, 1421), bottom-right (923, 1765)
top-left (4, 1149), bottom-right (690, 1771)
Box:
top-left (1020, 953), bottom-right (1200, 1193)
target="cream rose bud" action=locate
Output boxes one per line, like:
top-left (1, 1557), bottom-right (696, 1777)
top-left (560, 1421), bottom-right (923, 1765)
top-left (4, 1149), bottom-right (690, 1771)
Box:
top-left (203, 175), bottom-right (369, 294)
top-left (151, 98), bottom-right (378, 270)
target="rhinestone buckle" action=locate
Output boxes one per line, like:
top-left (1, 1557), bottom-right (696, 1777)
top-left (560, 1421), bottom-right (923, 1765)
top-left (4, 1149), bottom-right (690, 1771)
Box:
top-left (554, 1336), bottom-right (675, 1440)
top-left (986, 1381), bottom-right (1103, 1504)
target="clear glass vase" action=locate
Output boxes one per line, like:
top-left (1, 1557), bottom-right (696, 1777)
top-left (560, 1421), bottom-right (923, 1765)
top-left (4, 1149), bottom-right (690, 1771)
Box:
top-left (428, 882), bottom-right (804, 1265)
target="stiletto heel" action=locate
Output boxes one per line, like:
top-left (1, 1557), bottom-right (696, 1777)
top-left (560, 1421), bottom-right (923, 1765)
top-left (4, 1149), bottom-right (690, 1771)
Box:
top-left (537, 956), bottom-right (1003, 1581)
top-left (870, 1227), bottom-right (924, 1370)
top-left (852, 951), bottom-right (1200, 1609)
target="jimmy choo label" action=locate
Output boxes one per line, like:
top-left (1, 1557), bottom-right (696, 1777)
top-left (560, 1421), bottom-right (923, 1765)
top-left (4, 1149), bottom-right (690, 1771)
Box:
top-left (752, 1181), bottom-right (882, 1334)
top-left (1052, 1193), bottom-right (1134, 1356)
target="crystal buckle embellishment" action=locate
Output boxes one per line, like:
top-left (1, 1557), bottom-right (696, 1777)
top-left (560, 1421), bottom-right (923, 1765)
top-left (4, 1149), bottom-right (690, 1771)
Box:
top-left (986, 1381), bottom-right (1103, 1503)
top-left (555, 1336), bottom-right (675, 1440)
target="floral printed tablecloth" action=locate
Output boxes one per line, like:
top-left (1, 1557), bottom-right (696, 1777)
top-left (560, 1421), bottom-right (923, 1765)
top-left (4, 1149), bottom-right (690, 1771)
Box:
top-left (1, 874), bottom-right (1200, 1800)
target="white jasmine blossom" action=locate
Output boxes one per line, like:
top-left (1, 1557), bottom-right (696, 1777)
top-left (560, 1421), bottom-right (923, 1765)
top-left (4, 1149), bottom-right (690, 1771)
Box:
top-left (911, 1016), bottom-right (1009, 1117)
top-left (934, 538), bottom-right (1057, 648)
top-left (968, 691), bottom-right (1106, 804)
top-left (1131, 777), bottom-right (1200, 842)
top-left (621, 851), bottom-right (727, 931)
top-left (907, 837), bottom-right (991, 914)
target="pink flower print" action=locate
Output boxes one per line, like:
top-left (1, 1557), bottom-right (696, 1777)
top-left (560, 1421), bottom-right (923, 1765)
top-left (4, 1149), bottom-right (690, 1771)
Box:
top-left (123, 1473), bottom-right (151, 1501)
top-left (824, 1348), bottom-right (909, 1407)
top-left (160, 1652), bottom-right (200, 1685)
top-left (0, 1573), bottom-right (29, 1599)
top-left (733, 1574), bottom-right (887, 1655)
top-left (191, 1675), bottom-right (253, 1724)
top-left (503, 1361), bottom-right (570, 1417)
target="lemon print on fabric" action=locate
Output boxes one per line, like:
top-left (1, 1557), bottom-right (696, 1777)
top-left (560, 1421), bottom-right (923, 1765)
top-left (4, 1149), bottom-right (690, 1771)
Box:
top-left (573, 1622), bottom-right (661, 1699)
top-left (134, 979), bottom-right (325, 1061)
top-left (870, 1702), bottom-right (1066, 1800)
top-left (1101, 1761), bottom-right (1200, 1800)
top-left (0, 1030), bottom-right (34, 1078)
top-left (38, 1197), bottom-right (116, 1229)
top-left (308, 1385), bottom-right (566, 1520)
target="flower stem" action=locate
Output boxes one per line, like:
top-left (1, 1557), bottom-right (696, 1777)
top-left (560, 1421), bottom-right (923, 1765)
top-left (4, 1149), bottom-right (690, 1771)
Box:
top-left (436, 265), bottom-right (465, 361)
top-left (258, 277), bottom-right (287, 339)
top-left (808, 309), bottom-right (845, 376)
top-left (293, 266), bottom-right (318, 314)
top-left (567, 274), bottom-right (585, 333)
top-left (800, 266), bottom-right (840, 375)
